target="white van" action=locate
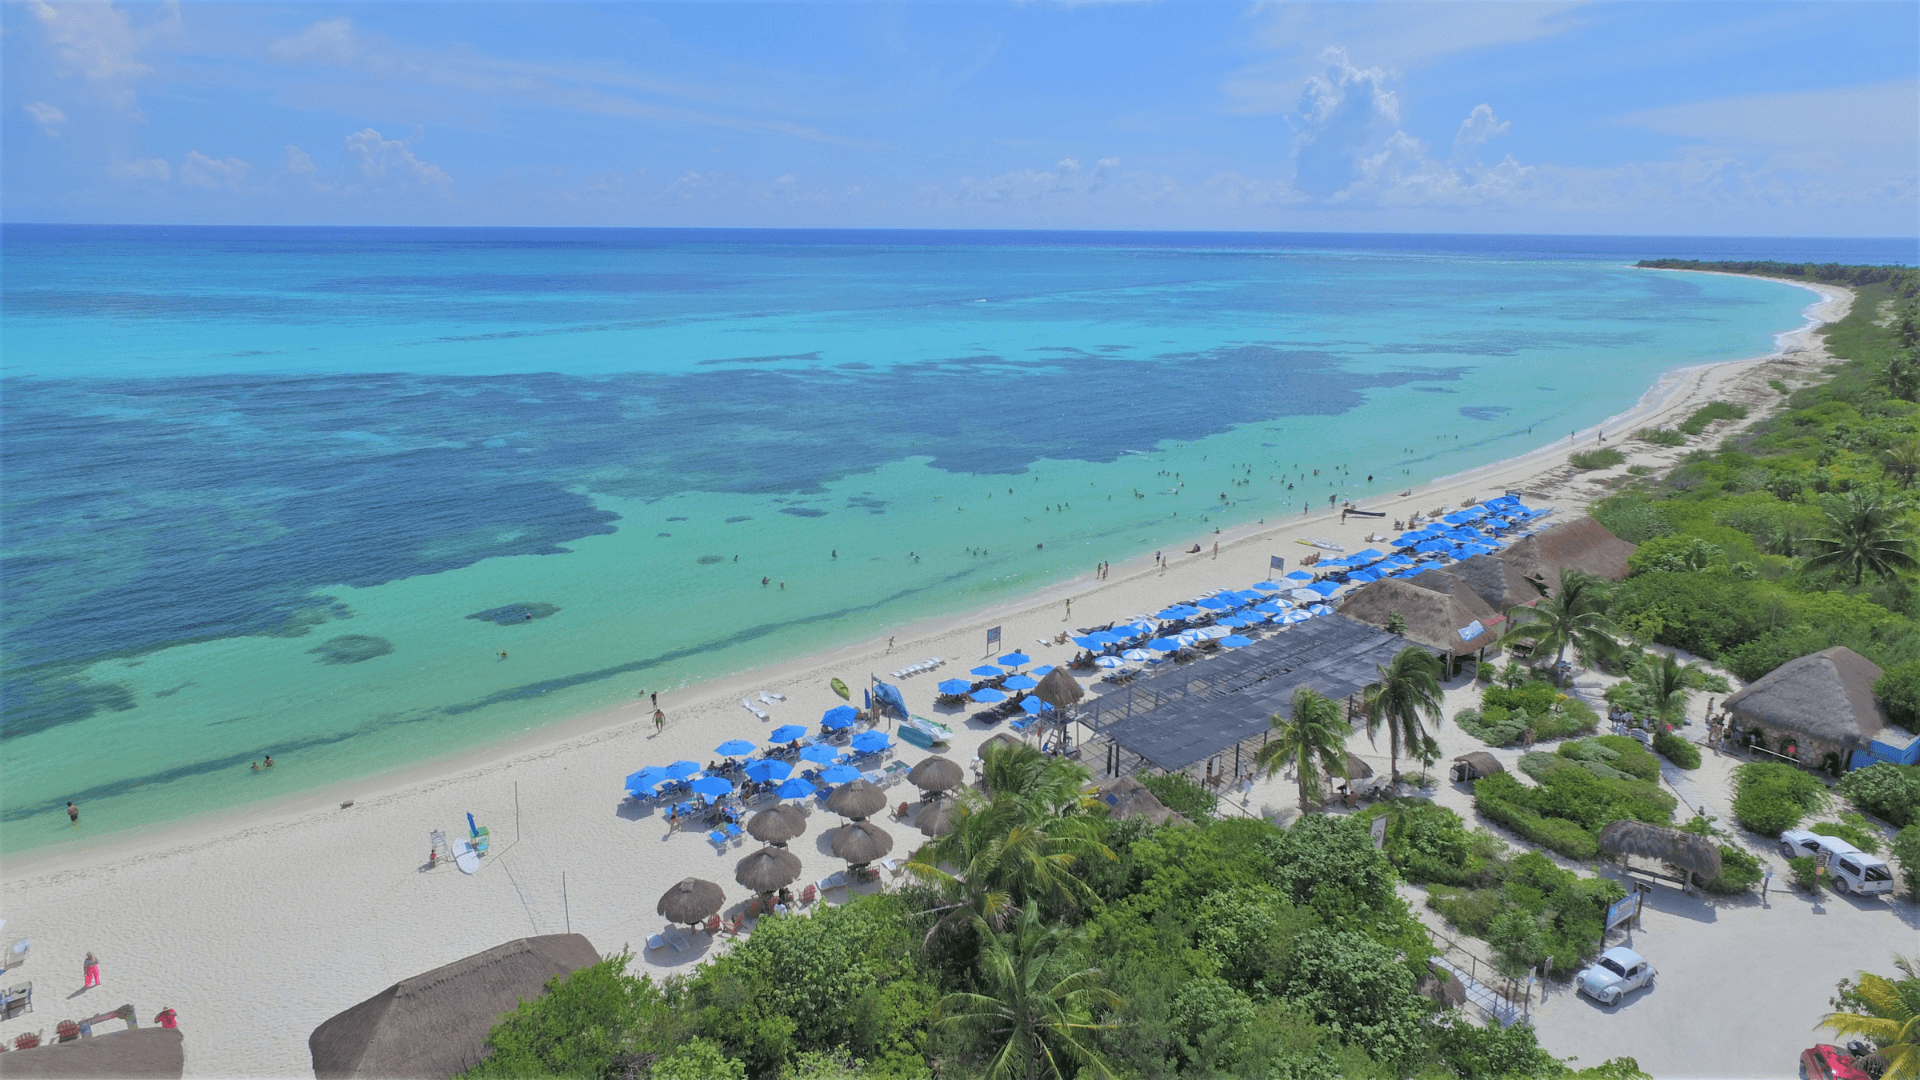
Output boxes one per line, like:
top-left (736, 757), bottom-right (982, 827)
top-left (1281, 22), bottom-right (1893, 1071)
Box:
top-left (1779, 830), bottom-right (1896, 897)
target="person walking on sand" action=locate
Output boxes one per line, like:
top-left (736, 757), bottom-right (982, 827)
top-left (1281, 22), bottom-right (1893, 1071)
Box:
top-left (66, 801), bottom-right (79, 825)
top-left (1064, 598), bottom-right (1072, 619)
top-left (654, 709), bottom-right (665, 733)
top-left (887, 635), bottom-right (895, 652)
top-left (82, 951), bottom-right (100, 989)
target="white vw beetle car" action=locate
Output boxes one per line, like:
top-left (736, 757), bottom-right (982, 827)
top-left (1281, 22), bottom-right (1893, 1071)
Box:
top-left (1577, 946), bottom-right (1656, 1005)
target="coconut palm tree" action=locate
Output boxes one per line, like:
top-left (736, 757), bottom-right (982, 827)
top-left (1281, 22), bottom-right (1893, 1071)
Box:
top-left (1363, 646), bottom-right (1444, 783)
top-left (1884, 351), bottom-right (1920, 403)
top-left (1633, 651), bottom-right (1697, 725)
top-left (1256, 686), bottom-right (1350, 812)
top-left (1806, 491), bottom-right (1920, 586)
top-left (906, 742), bottom-right (1112, 942)
top-left (1819, 956), bottom-right (1920, 1080)
top-left (935, 908), bottom-right (1123, 1080)
top-left (1887, 440), bottom-right (1920, 490)
top-left (1505, 569), bottom-right (1618, 682)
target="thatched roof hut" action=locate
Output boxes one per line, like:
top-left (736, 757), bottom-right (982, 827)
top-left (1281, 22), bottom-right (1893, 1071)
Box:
top-left (308, 934), bottom-right (599, 1080)
top-left (657, 878), bottom-right (725, 927)
top-left (1598, 820), bottom-right (1723, 884)
top-left (1033, 667), bottom-right (1085, 712)
top-left (980, 733), bottom-right (1024, 755)
top-left (825, 778), bottom-right (888, 820)
top-left (1094, 776), bottom-right (1183, 826)
top-left (735, 846), bottom-right (803, 893)
top-left (747, 803), bottom-right (807, 845)
top-left (1500, 517), bottom-right (1635, 594)
top-left (917, 795), bottom-right (959, 836)
top-left (1721, 646), bottom-right (1887, 757)
top-left (1442, 551), bottom-right (1547, 614)
top-left (907, 756), bottom-right (963, 793)
top-left (1344, 754), bottom-right (1374, 780)
top-left (0, 1027), bottom-right (184, 1080)
top-left (831, 820), bottom-right (894, 864)
top-left (1338, 577), bottom-right (1500, 654)
top-left (1450, 752), bottom-right (1504, 782)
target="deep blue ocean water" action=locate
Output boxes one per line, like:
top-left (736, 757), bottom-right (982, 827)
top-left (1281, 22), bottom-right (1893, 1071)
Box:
top-left (2, 226), bottom-right (1908, 852)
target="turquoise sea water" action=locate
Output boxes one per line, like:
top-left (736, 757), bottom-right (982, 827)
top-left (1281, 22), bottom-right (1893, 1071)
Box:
top-left (1, 228), bottom-right (1891, 854)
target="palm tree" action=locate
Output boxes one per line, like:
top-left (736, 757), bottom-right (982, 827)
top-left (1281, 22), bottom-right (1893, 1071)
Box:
top-left (1884, 351), bottom-right (1920, 403)
top-left (935, 909), bottom-right (1123, 1080)
top-left (1806, 491), bottom-right (1920, 586)
top-left (1819, 956), bottom-right (1920, 1080)
top-left (1362, 646), bottom-right (1444, 783)
top-left (1887, 440), bottom-right (1920, 490)
top-left (906, 742), bottom-right (1112, 942)
top-left (1505, 569), bottom-right (1618, 682)
top-left (1633, 651), bottom-right (1695, 726)
top-left (1256, 686), bottom-right (1350, 812)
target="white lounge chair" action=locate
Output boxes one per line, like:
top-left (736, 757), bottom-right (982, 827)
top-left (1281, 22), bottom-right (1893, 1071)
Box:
top-left (818, 870), bottom-right (848, 892)
top-left (743, 698), bottom-right (769, 721)
top-left (758, 690), bottom-right (779, 707)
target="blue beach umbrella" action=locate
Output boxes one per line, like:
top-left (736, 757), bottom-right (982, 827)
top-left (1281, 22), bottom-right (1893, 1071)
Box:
top-left (850, 730), bottom-right (891, 753)
top-left (1031, 665), bottom-right (1055, 677)
top-left (799, 744), bottom-right (840, 764)
top-left (715, 739), bottom-right (757, 757)
top-left (1306, 580), bottom-right (1339, 596)
top-left (1310, 603), bottom-right (1333, 616)
top-left (1095, 655), bottom-right (1126, 668)
top-left (998, 651), bottom-right (1031, 667)
top-left (937, 678), bottom-right (973, 695)
top-left (1001, 674), bottom-right (1038, 691)
top-left (767, 724), bottom-right (808, 744)
top-left (1253, 601), bottom-right (1284, 615)
top-left (1071, 636), bottom-right (1106, 649)
top-left (625, 767), bottom-right (667, 792)
top-left (970, 687), bottom-right (1008, 703)
top-left (971, 665), bottom-right (1005, 677)
top-left (1251, 580), bottom-right (1282, 591)
top-left (1284, 570), bottom-right (1313, 581)
top-left (820, 764), bottom-right (863, 784)
top-left (1019, 696), bottom-right (1055, 715)
top-left (690, 776), bottom-right (735, 797)
top-left (663, 760), bottom-right (701, 779)
top-left (1346, 569), bottom-right (1381, 583)
top-left (1148, 637), bottom-right (1182, 652)
top-left (1121, 648), bottom-right (1152, 662)
top-left (1217, 616), bottom-right (1251, 628)
top-left (743, 759), bottom-right (792, 783)
top-left (1219, 635), bottom-right (1254, 648)
top-left (821, 705), bottom-right (859, 729)
top-left (774, 778), bottom-right (816, 799)
top-left (1281, 611), bottom-right (1310, 624)
top-left (673, 800), bottom-right (703, 816)
top-left (1196, 596), bottom-right (1233, 610)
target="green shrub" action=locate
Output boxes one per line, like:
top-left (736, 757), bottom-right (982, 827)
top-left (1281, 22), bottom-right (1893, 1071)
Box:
top-left (1538, 697), bottom-right (1601, 740)
top-left (1679, 401), bottom-right (1749, 435)
top-left (1427, 852), bottom-right (1622, 977)
top-left (1893, 824), bottom-right (1920, 897)
top-left (1732, 762), bottom-right (1828, 836)
top-left (1874, 661), bottom-right (1920, 733)
top-left (1570, 447), bottom-right (1627, 470)
top-left (1636, 428), bottom-right (1686, 448)
top-left (1361, 800), bottom-right (1505, 887)
top-left (1142, 771), bottom-right (1218, 821)
top-left (1809, 818), bottom-right (1883, 854)
top-left (1787, 854), bottom-right (1823, 894)
top-left (1473, 775), bottom-right (1601, 860)
top-left (1838, 763), bottom-right (1920, 827)
top-left (1700, 844), bottom-right (1764, 895)
top-left (1561, 735), bottom-right (1663, 782)
top-left (1653, 731), bottom-right (1701, 770)
top-left (1455, 706), bottom-right (1529, 747)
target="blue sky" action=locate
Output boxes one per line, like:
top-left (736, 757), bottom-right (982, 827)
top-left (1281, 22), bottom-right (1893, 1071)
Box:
top-left (4, 1), bottom-right (1915, 234)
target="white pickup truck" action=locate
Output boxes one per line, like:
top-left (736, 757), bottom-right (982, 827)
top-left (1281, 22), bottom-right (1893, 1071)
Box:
top-left (1779, 829), bottom-right (1896, 897)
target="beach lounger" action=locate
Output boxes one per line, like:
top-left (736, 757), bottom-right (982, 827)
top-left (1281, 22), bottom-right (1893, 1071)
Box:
top-left (881, 857), bottom-right (905, 878)
top-left (743, 698), bottom-right (769, 721)
top-left (1, 982), bottom-right (30, 1020)
top-left (665, 926), bottom-right (692, 951)
top-left (723, 822), bottom-right (744, 842)
top-left (758, 690), bottom-right (779, 706)
top-left (703, 914), bottom-right (723, 934)
top-left (818, 870), bottom-right (848, 892)
top-left (646, 933), bottom-right (670, 952)
top-left (707, 829), bottom-right (730, 850)
top-left (4, 940), bottom-right (27, 970)
top-left (799, 883), bottom-right (817, 905)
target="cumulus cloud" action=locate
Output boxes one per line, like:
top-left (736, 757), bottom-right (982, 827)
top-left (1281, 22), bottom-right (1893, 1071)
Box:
top-left (944, 156), bottom-right (1123, 205)
top-left (1290, 49), bottom-right (1399, 197)
top-left (344, 129), bottom-right (451, 187)
top-left (282, 145), bottom-right (317, 175)
top-left (179, 150), bottom-right (251, 190)
top-left (24, 101), bottom-right (66, 135)
top-left (269, 18), bottom-right (358, 65)
top-left (1453, 104), bottom-right (1510, 156)
top-left (29, 0), bottom-right (179, 112)
top-left (110, 157), bottom-right (171, 182)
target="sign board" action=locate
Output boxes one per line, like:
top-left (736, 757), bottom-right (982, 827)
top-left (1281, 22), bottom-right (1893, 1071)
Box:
top-left (1816, 850), bottom-right (1830, 875)
top-left (986, 626), bottom-right (1001, 648)
top-left (1458, 620), bottom-right (1486, 643)
top-left (1270, 555), bottom-right (1286, 572)
top-left (1370, 815), bottom-right (1388, 849)
top-left (1605, 891), bottom-right (1641, 930)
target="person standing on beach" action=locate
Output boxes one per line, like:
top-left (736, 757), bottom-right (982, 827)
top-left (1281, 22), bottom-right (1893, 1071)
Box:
top-left (66, 801), bottom-right (79, 825)
top-left (654, 709), bottom-right (666, 733)
top-left (82, 951), bottom-right (100, 989)
top-left (1064, 598), bottom-right (1072, 619)
top-left (651, 691), bottom-right (658, 710)
top-left (887, 635), bottom-right (895, 652)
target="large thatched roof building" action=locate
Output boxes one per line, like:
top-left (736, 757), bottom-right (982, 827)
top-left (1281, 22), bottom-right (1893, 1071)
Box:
top-left (0, 1027), bottom-right (183, 1079)
top-left (1721, 646), bottom-right (1888, 771)
top-left (308, 934), bottom-right (600, 1080)
top-left (1512, 516), bottom-right (1636, 590)
top-left (1338, 576), bottom-right (1502, 656)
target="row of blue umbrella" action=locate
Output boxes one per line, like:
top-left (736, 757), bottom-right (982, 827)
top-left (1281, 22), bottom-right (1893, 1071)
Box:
top-left (624, 717), bottom-right (892, 799)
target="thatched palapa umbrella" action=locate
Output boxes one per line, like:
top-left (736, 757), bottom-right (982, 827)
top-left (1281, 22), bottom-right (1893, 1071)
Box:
top-left (825, 778), bottom-right (888, 820)
top-left (831, 820), bottom-right (894, 865)
top-left (1344, 754), bottom-right (1374, 780)
top-left (1598, 820), bottom-right (1723, 886)
top-left (735, 846), bottom-right (803, 894)
top-left (980, 732), bottom-right (1024, 755)
top-left (908, 756), bottom-right (963, 793)
top-left (1033, 667), bottom-right (1085, 713)
top-left (916, 795), bottom-right (959, 837)
top-left (747, 803), bottom-right (807, 846)
top-left (656, 877), bottom-right (725, 928)
top-left (1095, 776), bottom-right (1181, 825)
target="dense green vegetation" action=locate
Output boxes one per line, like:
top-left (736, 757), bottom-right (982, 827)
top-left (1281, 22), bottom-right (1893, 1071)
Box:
top-left (1635, 428), bottom-right (1686, 448)
top-left (1652, 731), bottom-right (1700, 770)
top-left (1590, 273), bottom-right (1920, 697)
top-left (1633, 261), bottom-right (1920, 293)
top-left (1732, 762), bottom-right (1828, 836)
top-left (1677, 402), bottom-right (1748, 436)
top-left (1839, 763), bottom-right (1920, 827)
top-left (1700, 843), bottom-right (1764, 896)
top-left (1810, 814), bottom-right (1885, 854)
top-left (1472, 732), bottom-right (1677, 861)
top-left (1453, 674), bottom-right (1599, 747)
top-left (463, 741), bottom-right (1651, 1079)
top-left (1569, 448), bottom-right (1625, 470)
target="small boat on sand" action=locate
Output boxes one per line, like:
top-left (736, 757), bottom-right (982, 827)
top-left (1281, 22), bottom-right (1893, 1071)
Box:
top-left (900, 716), bottom-right (953, 749)
top-left (1296, 537), bottom-right (1345, 551)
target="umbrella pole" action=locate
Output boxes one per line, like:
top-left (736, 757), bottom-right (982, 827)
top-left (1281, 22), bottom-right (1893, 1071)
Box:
top-left (563, 871), bottom-right (570, 934)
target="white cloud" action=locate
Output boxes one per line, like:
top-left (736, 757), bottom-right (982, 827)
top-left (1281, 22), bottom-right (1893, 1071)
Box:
top-left (344, 129), bottom-right (451, 187)
top-left (1453, 104), bottom-right (1510, 156)
top-left (268, 18), bottom-right (358, 65)
top-left (1290, 49), bottom-right (1398, 197)
top-left (110, 157), bottom-right (171, 182)
top-left (24, 101), bottom-right (66, 135)
top-left (179, 150), bottom-right (251, 190)
top-left (28, 0), bottom-right (180, 112)
top-left (943, 156), bottom-right (1124, 206)
top-left (282, 145), bottom-right (317, 175)
top-left (1614, 80), bottom-right (1918, 164)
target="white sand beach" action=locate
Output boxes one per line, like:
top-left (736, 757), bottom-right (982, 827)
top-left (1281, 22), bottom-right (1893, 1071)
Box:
top-left (0, 280), bottom-right (1871, 1079)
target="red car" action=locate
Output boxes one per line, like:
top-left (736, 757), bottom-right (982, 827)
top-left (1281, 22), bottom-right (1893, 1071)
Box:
top-left (1800, 1044), bottom-right (1871, 1080)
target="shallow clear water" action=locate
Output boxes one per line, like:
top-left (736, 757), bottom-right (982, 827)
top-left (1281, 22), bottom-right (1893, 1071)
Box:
top-left (0, 227), bottom-right (1879, 853)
